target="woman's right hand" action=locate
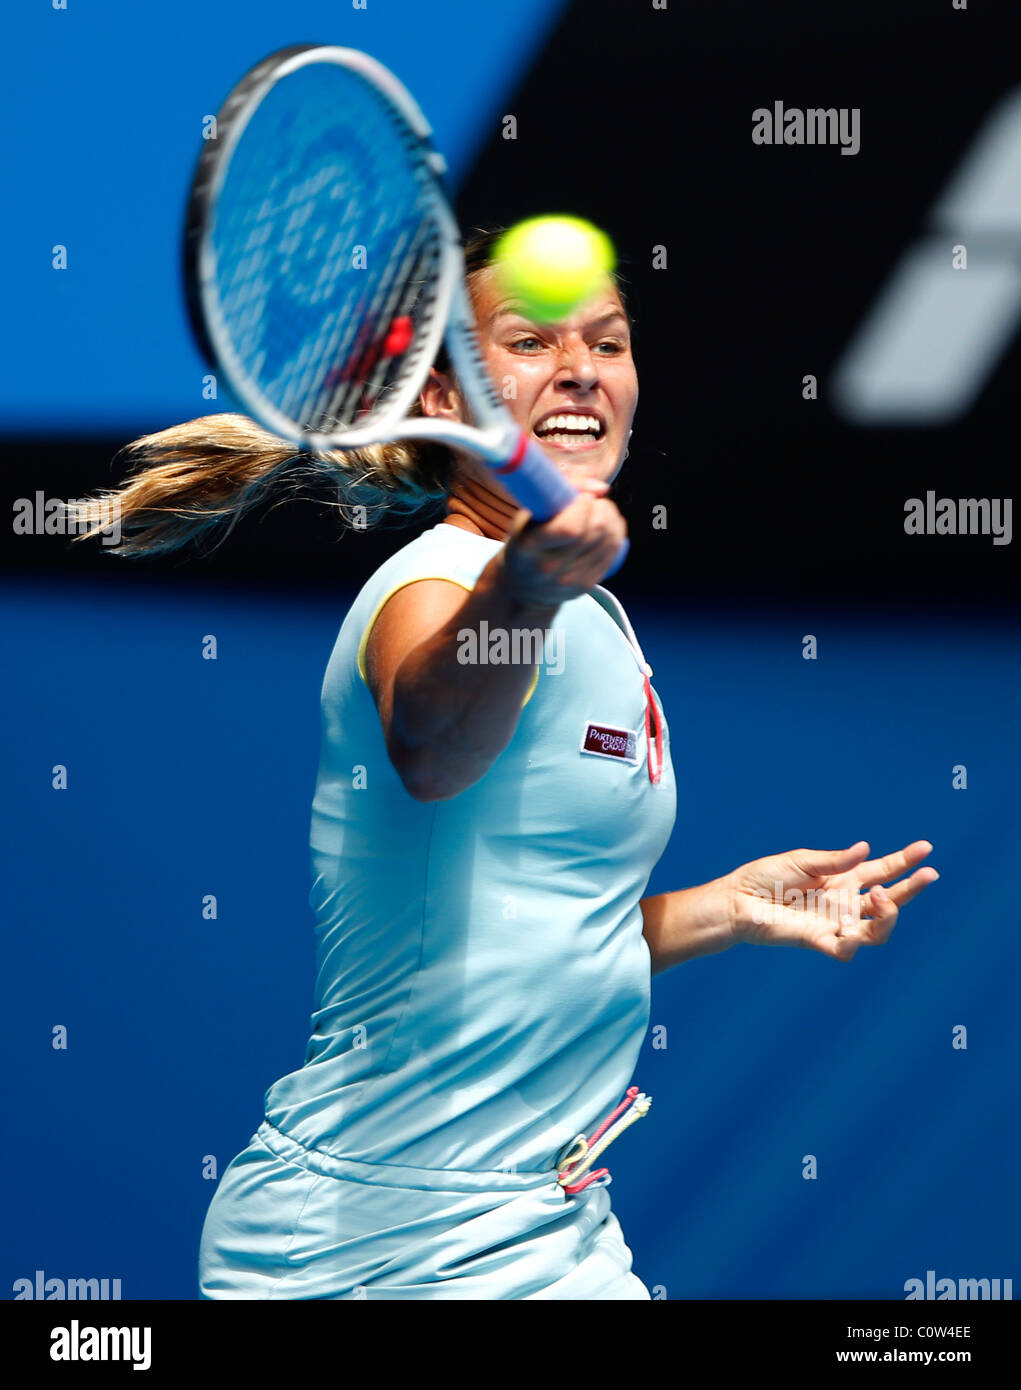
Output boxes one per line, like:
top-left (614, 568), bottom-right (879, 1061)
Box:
top-left (500, 476), bottom-right (629, 610)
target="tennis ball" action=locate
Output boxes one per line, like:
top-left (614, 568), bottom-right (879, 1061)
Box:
top-left (493, 215), bottom-right (616, 322)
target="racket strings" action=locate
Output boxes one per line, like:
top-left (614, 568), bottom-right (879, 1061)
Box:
top-left (328, 224), bottom-right (442, 433)
top-left (351, 220), bottom-right (442, 418)
top-left (451, 316), bottom-right (503, 414)
top-left (277, 132), bottom-right (429, 429)
top-left (209, 61), bottom-right (445, 440)
top-left (313, 216), bottom-right (434, 432)
top-left (311, 108), bottom-right (445, 433)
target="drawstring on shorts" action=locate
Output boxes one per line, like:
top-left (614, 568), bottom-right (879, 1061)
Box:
top-left (555, 1086), bottom-right (652, 1195)
top-left (643, 670), bottom-right (663, 784)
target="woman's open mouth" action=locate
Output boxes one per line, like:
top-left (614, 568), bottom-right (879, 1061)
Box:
top-left (532, 410), bottom-right (606, 451)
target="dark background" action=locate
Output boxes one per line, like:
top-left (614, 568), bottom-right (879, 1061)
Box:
top-left (3, 0), bottom-right (1016, 614)
top-left (4, 0), bottom-right (1018, 1305)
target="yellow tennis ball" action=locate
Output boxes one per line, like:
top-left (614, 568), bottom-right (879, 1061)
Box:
top-left (493, 215), bottom-right (616, 322)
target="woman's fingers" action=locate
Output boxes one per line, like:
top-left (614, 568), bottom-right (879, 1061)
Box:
top-left (789, 911), bottom-right (865, 960)
top-left (741, 855), bottom-right (940, 960)
top-left (749, 902), bottom-right (866, 955)
top-left (858, 866), bottom-right (940, 917)
top-left (841, 884), bottom-right (900, 946)
top-left (503, 491), bottom-right (628, 604)
top-left (840, 868), bottom-right (940, 947)
top-left (782, 842), bottom-right (871, 881)
top-left (854, 840), bottom-right (934, 888)
top-left (750, 893), bottom-right (899, 956)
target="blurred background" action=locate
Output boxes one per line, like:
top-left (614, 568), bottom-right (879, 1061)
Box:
top-left (2, 0), bottom-right (1018, 1300)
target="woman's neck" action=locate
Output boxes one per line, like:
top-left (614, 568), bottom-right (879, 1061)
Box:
top-left (441, 471), bottom-right (518, 542)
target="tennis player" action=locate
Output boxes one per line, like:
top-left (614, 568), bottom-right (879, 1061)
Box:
top-left (71, 228), bottom-right (938, 1299)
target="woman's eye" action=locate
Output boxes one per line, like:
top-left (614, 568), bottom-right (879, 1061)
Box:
top-left (509, 337), bottom-right (543, 352)
top-left (594, 340), bottom-right (626, 354)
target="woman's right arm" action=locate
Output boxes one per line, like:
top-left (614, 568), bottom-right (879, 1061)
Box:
top-left (364, 487), bottom-right (626, 802)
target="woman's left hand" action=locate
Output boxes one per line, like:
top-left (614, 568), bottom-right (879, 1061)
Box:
top-left (725, 840), bottom-right (939, 961)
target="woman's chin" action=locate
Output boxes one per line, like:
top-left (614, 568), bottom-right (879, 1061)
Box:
top-left (535, 437), bottom-right (622, 483)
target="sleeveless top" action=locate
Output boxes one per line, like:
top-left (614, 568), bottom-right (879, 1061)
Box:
top-left (262, 520), bottom-right (677, 1175)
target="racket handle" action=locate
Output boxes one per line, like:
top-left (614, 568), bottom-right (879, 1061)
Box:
top-left (494, 435), bottom-right (630, 578)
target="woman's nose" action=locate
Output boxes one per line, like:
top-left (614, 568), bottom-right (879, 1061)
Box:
top-left (554, 347), bottom-right (599, 390)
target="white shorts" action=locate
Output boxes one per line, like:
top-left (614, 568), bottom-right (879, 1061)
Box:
top-left (198, 1118), bottom-right (650, 1300)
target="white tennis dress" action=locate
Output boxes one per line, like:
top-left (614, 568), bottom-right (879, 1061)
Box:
top-left (199, 520), bottom-right (676, 1299)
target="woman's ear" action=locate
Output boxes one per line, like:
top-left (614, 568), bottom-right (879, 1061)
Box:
top-left (420, 366), bottom-right (464, 422)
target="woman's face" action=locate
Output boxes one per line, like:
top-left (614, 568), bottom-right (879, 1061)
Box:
top-left (422, 264), bottom-right (638, 492)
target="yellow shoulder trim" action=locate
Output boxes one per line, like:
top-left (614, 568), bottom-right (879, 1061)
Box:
top-left (357, 574), bottom-right (542, 712)
top-left (356, 575), bottom-right (474, 686)
top-left (521, 663), bottom-right (540, 708)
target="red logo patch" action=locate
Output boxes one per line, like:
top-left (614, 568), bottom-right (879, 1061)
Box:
top-left (580, 721), bottom-right (639, 763)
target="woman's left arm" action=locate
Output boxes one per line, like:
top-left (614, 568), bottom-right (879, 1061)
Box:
top-left (640, 840), bottom-right (939, 977)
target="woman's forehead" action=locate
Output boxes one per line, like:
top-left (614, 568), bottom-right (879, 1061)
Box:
top-left (470, 265), bottom-right (625, 331)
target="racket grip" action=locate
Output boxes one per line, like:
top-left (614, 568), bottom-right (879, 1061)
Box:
top-left (495, 435), bottom-right (630, 577)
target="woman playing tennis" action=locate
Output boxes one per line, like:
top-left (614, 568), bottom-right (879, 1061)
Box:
top-left (71, 228), bottom-right (938, 1299)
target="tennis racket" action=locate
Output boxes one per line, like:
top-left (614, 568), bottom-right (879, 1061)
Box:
top-left (183, 44), bottom-right (628, 575)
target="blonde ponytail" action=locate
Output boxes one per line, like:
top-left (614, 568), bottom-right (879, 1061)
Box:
top-left (65, 409), bottom-right (452, 558)
top-left (66, 224), bottom-right (619, 558)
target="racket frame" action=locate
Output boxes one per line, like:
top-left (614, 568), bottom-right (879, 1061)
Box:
top-left (185, 44), bottom-right (460, 451)
top-left (184, 43), bottom-right (594, 531)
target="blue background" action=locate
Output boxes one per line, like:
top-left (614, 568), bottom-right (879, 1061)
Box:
top-left (0, 0), bottom-right (566, 435)
top-left (2, 0), bottom-right (1018, 1305)
top-left (3, 575), bottom-right (1017, 1299)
